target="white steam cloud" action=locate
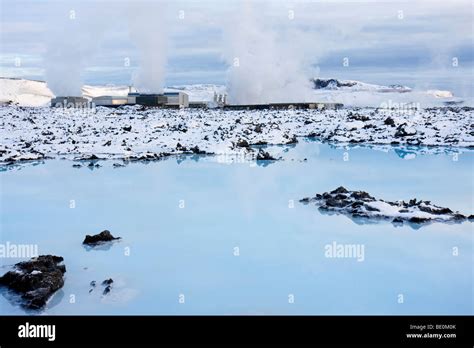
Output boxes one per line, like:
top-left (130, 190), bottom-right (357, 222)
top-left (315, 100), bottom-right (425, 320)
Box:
top-left (223, 1), bottom-right (315, 104)
top-left (128, 2), bottom-right (168, 93)
top-left (44, 1), bottom-right (169, 96)
top-left (44, 0), bottom-right (314, 102)
top-left (44, 3), bottom-right (115, 96)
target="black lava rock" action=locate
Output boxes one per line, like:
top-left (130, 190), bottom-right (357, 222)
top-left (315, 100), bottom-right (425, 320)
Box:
top-left (0, 255), bottom-right (66, 309)
top-left (102, 278), bottom-right (113, 286)
top-left (395, 124), bottom-right (416, 138)
top-left (190, 145), bottom-right (206, 154)
top-left (384, 117), bottom-right (396, 126)
top-left (330, 186), bottom-right (349, 194)
top-left (83, 230), bottom-right (121, 246)
top-left (176, 142), bottom-right (187, 151)
top-left (350, 191), bottom-right (375, 201)
top-left (300, 187), bottom-right (467, 227)
top-left (236, 139), bottom-right (250, 148)
top-left (409, 216), bottom-right (430, 224)
top-left (256, 149), bottom-right (277, 160)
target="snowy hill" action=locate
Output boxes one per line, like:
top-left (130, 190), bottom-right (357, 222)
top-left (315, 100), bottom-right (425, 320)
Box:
top-left (310, 78), bottom-right (461, 107)
top-left (0, 78), bottom-right (54, 107)
top-left (313, 78), bottom-right (413, 93)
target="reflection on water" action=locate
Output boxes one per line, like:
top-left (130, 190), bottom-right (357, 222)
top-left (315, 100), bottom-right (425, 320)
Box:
top-left (0, 140), bottom-right (472, 315)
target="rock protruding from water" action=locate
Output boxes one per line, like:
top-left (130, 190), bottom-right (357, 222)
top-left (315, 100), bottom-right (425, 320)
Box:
top-left (256, 148), bottom-right (278, 161)
top-left (83, 230), bottom-right (121, 246)
top-left (102, 278), bottom-right (113, 295)
top-left (300, 187), bottom-right (471, 226)
top-left (0, 255), bottom-right (66, 309)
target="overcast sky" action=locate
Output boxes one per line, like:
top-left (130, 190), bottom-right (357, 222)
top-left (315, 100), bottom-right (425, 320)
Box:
top-left (0, 0), bottom-right (472, 97)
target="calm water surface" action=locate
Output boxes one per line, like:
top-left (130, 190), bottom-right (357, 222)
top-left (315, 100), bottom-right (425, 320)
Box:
top-left (0, 140), bottom-right (472, 315)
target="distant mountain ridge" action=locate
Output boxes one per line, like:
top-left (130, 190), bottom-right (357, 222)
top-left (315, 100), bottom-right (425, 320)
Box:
top-left (312, 78), bottom-right (412, 93)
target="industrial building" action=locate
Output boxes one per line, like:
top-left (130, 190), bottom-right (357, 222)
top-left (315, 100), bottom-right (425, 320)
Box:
top-left (51, 90), bottom-right (341, 110)
top-left (188, 101), bottom-right (208, 108)
top-left (92, 96), bottom-right (128, 107)
top-left (134, 94), bottom-right (169, 106)
top-left (127, 92), bottom-right (139, 105)
top-left (87, 91), bottom-right (190, 108)
top-left (164, 92), bottom-right (189, 107)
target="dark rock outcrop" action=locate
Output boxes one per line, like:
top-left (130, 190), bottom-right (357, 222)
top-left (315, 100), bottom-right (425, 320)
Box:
top-left (256, 148), bottom-right (277, 161)
top-left (0, 255), bottom-right (66, 309)
top-left (395, 124), bottom-right (417, 137)
top-left (83, 230), bottom-right (121, 246)
top-left (236, 139), bottom-right (250, 148)
top-left (300, 187), bottom-right (471, 227)
top-left (190, 145), bottom-right (206, 154)
top-left (102, 279), bottom-right (113, 295)
top-left (102, 278), bottom-right (113, 286)
top-left (384, 117), bottom-right (396, 126)
top-left (176, 142), bottom-right (187, 151)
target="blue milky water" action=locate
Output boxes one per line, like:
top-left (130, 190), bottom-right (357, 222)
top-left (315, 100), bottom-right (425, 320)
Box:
top-left (0, 140), bottom-right (472, 315)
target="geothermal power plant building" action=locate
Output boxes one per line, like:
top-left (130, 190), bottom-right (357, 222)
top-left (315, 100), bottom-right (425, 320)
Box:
top-left (51, 91), bottom-right (190, 108)
top-left (101, 91), bottom-right (189, 107)
top-left (164, 92), bottom-right (189, 107)
top-left (91, 96), bottom-right (129, 107)
top-left (51, 91), bottom-right (342, 110)
top-left (94, 92), bottom-right (189, 107)
top-left (133, 94), bottom-right (169, 106)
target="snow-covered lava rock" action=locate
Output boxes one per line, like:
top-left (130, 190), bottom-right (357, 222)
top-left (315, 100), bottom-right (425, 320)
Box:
top-left (0, 255), bottom-right (66, 310)
top-left (300, 186), bottom-right (473, 226)
top-left (0, 105), bottom-right (472, 165)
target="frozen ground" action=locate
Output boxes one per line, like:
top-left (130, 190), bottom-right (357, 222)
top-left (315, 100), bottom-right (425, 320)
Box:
top-left (0, 103), bottom-right (472, 165)
top-left (0, 77), bottom-right (472, 164)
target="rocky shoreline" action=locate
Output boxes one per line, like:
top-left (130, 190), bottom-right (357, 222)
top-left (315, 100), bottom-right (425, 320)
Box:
top-left (300, 186), bottom-right (473, 226)
top-left (1, 105), bottom-right (472, 165)
top-left (0, 255), bottom-right (66, 310)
